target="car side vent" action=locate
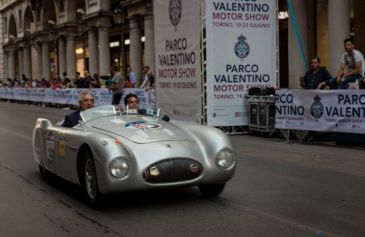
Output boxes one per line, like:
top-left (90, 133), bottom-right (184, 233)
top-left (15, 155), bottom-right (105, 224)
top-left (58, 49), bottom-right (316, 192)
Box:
top-left (143, 158), bottom-right (203, 183)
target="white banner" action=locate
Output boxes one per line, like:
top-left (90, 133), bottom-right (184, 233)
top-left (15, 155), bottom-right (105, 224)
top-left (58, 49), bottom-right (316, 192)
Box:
top-left (0, 88), bottom-right (155, 109)
top-left (154, 0), bottom-right (202, 122)
top-left (206, 0), bottom-right (278, 126)
top-left (275, 89), bottom-right (365, 134)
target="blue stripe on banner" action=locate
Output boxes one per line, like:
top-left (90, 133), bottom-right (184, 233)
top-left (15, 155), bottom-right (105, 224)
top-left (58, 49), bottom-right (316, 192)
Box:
top-left (287, 0), bottom-right (309, 70)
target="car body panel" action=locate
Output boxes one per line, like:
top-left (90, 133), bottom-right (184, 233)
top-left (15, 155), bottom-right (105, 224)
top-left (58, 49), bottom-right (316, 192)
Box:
top-left (33, 106), bottom-right (236, 194)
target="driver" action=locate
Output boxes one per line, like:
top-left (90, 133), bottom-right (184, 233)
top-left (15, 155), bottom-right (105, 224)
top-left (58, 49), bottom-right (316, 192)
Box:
top-left (62, 91), bottom-right (95, 128)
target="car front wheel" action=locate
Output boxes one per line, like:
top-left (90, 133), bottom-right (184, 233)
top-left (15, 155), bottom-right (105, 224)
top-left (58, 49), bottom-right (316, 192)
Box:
top-left (82, 150), bottom-right (103, 207)
top-left (199, 183), bottom-right (225, 197)
top-left (39, 165), bottom-right (50, 180)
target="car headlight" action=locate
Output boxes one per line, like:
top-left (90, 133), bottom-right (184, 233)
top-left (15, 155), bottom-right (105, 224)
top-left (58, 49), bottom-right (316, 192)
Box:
top-left (215, 149), bottom-right (234, 169)
top-left (109, 158), bottom-right (130, 179)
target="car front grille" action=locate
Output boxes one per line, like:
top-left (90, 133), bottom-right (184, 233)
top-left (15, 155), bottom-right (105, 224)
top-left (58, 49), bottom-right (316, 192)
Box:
top-left (143, 158), bottom-right (203, 183)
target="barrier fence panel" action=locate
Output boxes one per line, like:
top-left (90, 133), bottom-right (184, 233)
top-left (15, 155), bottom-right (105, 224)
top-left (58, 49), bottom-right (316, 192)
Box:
top-left (275, 89), bottom-right (365, 134)
top-left (0, 88), bottom-right (156, 109)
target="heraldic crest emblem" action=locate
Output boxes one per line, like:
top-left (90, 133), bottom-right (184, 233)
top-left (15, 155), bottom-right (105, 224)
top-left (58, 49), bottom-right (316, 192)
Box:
top-left (234, 34), bottom-right (250, 61)
top-left (169, 0), bottom-right (182, 29)
top-left (310, 95), bottom-right (324, 119)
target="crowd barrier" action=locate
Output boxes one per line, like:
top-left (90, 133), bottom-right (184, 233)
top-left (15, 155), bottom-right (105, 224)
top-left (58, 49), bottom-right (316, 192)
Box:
top-left (0, 87), bottom-right (156, 109)
top-left (275, 89), bottom-right (365, 134)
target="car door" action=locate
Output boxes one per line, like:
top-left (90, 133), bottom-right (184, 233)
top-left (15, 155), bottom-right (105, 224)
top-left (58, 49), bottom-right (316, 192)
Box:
top-left (43, 127), bottom-right (61, 174)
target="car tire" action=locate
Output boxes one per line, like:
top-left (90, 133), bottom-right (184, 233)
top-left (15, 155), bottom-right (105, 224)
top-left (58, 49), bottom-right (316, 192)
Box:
top-left (82, 150), bottom-right (103, 207)
top-left (199, 183), bottom-right (225, 197)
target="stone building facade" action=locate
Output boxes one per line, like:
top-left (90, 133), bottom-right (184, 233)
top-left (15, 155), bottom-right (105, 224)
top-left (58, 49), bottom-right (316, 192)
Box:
top-left (0, 0), bottom-right (153, 86)
top-left (0, 0), bottom-right (364, 88)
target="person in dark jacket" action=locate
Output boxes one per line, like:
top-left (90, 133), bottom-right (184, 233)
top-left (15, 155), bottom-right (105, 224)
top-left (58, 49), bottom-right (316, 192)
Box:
top-left (300, 56), bottom-right (332, 89)
top-left (62, 91), bottom-right (95, 128)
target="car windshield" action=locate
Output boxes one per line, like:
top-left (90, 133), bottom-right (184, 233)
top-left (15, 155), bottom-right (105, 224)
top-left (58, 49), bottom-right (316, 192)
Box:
top-left (80, 105), bottom-right (117, 122)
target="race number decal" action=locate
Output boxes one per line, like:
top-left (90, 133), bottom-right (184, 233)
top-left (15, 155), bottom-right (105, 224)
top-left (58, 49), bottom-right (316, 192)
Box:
top-left (58, 141), bottom-right (65, 156)
top-left (124, 121), bottom-right (161, 129)
top-left (46, 140), bottom-right (56, 160)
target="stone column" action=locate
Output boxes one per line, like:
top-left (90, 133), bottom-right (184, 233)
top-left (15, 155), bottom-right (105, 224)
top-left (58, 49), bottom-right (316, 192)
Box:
top-left (8, 50), bottom-right (16, 80)
top-left (88, 29), bottom-right (99, 75)
top-left (98, 27), bottom-right (111, 76)
top-left (288, 0), bottom-right (308, 88)
top-left (144, 14), bottom-right (155, 74)
top-left (18, 48), bottom-right (23, 79)
top-left (129, 17), bottom-right (142, 86)
top-left (354, 0), bottom-right (365, 58)
top-left (36, 44), bottom-right (43, 80)
top-left (316, 0), bottom-right (329, 68)
top-left (66, 36), bottom-right (76, 78)
top-left (120, 30), bottom-right (126, 78)
top-left (328, 0), bottom-right (350, 75)
top-left (42, 42), bottom-right (50, 81)
top-left (23, 45), bottom-right (31, 79)
top-left (58, 37), bottom-right (66, 76)
top-left (4, 52), bottom-right (8, 79)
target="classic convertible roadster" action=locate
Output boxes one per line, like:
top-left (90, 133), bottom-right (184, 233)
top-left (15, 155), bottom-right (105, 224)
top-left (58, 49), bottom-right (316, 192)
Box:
top-left (33, 105), bottom-right (236, 206)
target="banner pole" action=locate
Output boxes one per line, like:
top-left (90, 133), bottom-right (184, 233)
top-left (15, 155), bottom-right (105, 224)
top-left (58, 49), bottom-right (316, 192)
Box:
top-left (287, 0), bottom-right (308, 71)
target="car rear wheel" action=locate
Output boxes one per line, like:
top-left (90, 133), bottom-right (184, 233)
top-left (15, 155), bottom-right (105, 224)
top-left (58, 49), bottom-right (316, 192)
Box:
top-left (82, 150), bottom-right (103, 207)
top-left (199, 183), bottom-right (225, 197)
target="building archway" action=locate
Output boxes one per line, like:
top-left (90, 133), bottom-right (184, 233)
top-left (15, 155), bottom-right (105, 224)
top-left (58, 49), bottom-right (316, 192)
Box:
top-left (23, 6), bottom-right (35, 34)
top-left (42, 0), bottom-right (57, 28)
top-left (8, 14), bottom-right (17, 38)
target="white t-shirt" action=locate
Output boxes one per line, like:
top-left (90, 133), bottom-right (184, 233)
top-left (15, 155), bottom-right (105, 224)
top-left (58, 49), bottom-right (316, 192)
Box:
top-left (341, 49), bottom-right (365, 76)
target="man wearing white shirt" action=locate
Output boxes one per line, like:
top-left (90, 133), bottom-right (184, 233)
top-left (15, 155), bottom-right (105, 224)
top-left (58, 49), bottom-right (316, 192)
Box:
top-left (334, 38), bottom-right (364, 89)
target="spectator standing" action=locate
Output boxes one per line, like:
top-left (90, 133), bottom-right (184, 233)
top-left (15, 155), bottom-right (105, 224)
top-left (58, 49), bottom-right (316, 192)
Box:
top-left (124, 77), bottom-right (134, 88)
top-left (140, 66), bottom-right (152, 89)
top-left (90, 73), bottom-right (102, 88)
top-left (300, 56), bottom-right (332, 89)
top-left (127, 65), bottom-right (136, 87)
top-left (84, 71), bottom-right (93, 88)
top-left (74, 72), bottom-right (91, 88)
top-left (51, 78), bottom-right (61, 90)
top-left (62, 72), bottom-right (72, 88)
top-left (73, 72), bottom-right (82, 88)
top-left (40, 78), bottom-right (50, 88)
top-left (102, 74), bottom-right (112, 88)
top-left (110, 66), bottom-right (124, 106)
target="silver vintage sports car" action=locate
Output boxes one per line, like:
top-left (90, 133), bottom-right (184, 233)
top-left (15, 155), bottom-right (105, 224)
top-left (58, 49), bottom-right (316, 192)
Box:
top-left (33, 105), bottom-right (236, 206)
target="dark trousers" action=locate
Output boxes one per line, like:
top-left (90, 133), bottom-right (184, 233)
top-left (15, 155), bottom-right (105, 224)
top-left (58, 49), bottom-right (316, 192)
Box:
top-left (328, 74), bottom-right (363, 89)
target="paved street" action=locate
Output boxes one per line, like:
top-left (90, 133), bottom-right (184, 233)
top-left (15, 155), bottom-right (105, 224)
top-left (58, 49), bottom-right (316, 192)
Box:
top-left (0, 102), bottom-right (365, 237)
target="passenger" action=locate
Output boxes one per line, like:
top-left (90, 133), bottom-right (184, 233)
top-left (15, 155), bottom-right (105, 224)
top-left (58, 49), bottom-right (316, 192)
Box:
top-left (62, 91), bottom-right (95, 128)
top-left (110, 66), bottom-right (124, 106)
top-left (124, 93), bottom-right (169, 122)
top-left (124, 93), bottom-right (140, 110)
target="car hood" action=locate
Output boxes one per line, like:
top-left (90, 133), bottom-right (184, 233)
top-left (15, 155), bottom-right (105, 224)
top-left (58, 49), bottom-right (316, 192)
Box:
top-left (89, 116), bottom-right (190, 144)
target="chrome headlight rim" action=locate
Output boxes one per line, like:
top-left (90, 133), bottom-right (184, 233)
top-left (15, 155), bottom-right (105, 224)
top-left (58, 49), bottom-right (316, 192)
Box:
top-left (215, 148), bottom-right (235, 170)
top-left (109, 157), bottom-right (130, 179)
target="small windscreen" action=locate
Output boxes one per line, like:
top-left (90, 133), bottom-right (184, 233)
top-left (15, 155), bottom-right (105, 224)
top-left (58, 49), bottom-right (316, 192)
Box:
top-left (80, 105), bottom-right (117, 122)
